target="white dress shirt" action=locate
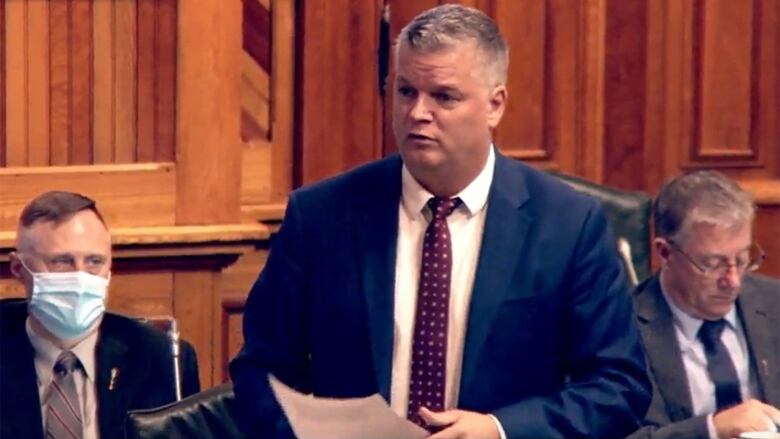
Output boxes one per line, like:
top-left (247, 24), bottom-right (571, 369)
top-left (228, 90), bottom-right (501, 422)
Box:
top-left (391, 148), bottom-right (507, 436)
top-left (661, 287), bottom-right (761, 439)
top-left (27, 319), bottom-right (100, 439)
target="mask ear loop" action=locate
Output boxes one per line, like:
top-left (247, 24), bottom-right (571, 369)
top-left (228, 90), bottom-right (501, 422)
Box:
top-left (15, 254), bottom-right (40, 276)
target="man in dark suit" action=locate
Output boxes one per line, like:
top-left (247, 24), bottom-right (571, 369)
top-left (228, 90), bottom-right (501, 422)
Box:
top-left (628, 171), bottom-right (780, 439)
top-left (0, 191), bottom-right (200, 439)
top-left (231, 4), bottom-right (650, 438)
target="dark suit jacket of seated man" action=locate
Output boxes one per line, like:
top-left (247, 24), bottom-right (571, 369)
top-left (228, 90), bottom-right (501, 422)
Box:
top-left (628, 273), bottom-right (780, 439)
top-left (0, 298), bottom-right (201, 439)
top-left (231, 5), bottom-right (650, 439)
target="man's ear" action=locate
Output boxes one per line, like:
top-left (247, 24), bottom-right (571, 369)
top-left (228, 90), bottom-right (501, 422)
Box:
top-left (8, 251), bottom-right (24, 280)
top-left (487, 84), bottom-right (507, 129)
top-left (654, 238), bottom-right (671, 265)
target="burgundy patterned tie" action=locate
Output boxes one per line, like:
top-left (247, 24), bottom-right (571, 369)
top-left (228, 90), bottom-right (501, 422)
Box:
top-left (46, 351), bottom-right (84, 439)
top-left (407, 197), bottom-right (461, 428)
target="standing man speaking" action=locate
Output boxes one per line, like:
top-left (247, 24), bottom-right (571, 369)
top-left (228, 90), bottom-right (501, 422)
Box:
top-left (231, 5), bottom-right (650, 438)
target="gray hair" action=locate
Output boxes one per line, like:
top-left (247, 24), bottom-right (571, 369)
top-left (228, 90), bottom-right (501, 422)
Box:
top-left (395, 4), bottom-right (509, 86)
top-left (653, 170), bottom-right (755, 243)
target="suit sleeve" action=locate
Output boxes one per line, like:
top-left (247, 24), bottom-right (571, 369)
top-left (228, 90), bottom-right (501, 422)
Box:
top-left (229, 194), bottom-right (309, 439)
top-left (493, 203), bottom-right (652, 438)
top-left (179, 339), bottom-right (201, 397)
top-left (625, 349), bottom-right (709, 439)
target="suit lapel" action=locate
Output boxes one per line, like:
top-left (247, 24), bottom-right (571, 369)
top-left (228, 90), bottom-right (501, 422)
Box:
top-left (460, 154), bottom-right (531, 394)
top-left (737, 278), bottom-right (780, 406)
top-left (635, 275), bottom-right (695, 421)
top-left (1, 318), bottom-right (45, 438)
top-left (95, 327), bottom-right (130, 439)
top-left (355, 157), bottom-right (402, 402)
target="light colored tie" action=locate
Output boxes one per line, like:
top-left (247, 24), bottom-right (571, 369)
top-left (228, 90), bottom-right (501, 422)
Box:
top-left (45, 351), bottom-right (84, 439)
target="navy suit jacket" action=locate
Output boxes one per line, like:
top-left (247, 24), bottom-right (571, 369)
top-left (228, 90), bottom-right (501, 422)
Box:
top-left (0, 298), bottom-right (201, 439)
top-left (230, 152), bottom-right (650, 438)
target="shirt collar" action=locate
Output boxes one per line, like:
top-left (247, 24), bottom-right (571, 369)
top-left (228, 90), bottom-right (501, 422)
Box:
top-left (660, 284), bottom-right (738, 343)
top-left (401, 146), bottom-right (495, 218)
top-left (26, 317), bottom-right (100, 382)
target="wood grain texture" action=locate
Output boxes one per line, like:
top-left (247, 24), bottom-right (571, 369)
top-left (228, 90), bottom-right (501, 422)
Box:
top-left (0, 163), bottom-right (176, 229)
top-left (603, 0), bottom-right (647, 189)
top-left (114, 0), bottom-right (137, 163)
top-left (26, 0), bottom-right (50, 166)
top-left (299, 0), bottom-right (382, 185)
top-left (5, 0), bottom-right (28, 166)
top-left (155, 0), bottom-right (177, 163)
top-left (491, 0), bottom-right (546, 158)
top-left (176, 0), bottom-right (242, 224)
top-left (175, 271), bottom-right (215, 389)
top-left (0, 0), bottom-right (4, 167)
top-left (137, 0), bottom-right (157, 162)
top-left (70, 0), bottom-right (93, 164)
top-left (49, 0), bottom-right (70, 165)
top-left (93, 0), bottom-right (115, 163)
top-left (269, 0), bottom-right (295, 202)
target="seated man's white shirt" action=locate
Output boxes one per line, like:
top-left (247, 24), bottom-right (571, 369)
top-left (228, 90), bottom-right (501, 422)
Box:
top-left (27, 318), bottom-right (100, 439)
top-left (391, 147), bottom-right (507, 437)
top-left (662, 288), bottom-right (762, 439)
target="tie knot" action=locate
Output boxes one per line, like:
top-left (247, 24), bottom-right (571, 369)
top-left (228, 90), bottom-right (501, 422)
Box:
top-left (427, 197), bottom-right (461, 221)
top-left (54, 351), bottom-right (81, 375)
top-left (698, 319), bottom-right (727, 346)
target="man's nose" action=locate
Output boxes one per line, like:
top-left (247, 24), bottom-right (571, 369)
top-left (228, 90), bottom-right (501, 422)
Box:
top-left (719, 265), bottom-right (742, 290)
top-left (409, 96), bottom-right (433, 121)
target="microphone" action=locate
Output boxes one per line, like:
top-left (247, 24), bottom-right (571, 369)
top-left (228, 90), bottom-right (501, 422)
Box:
top-left (617, 238), bottom-right (639, 287)
top-left (168, 319), bottom-right (182, 401)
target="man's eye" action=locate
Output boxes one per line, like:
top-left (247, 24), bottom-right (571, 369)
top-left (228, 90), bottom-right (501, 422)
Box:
top-left (700, 257), bottom-right (727, 270)
top-left (433, 93), bottom-right (454, 103)
top-left (397, 86), bottom-right (415, 97)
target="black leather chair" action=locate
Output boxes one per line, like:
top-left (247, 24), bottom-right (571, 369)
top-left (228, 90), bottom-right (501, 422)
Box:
top-left (550, 171), bottom-right (652, 285)
top-left (125, 382), bottom-right (244, 439)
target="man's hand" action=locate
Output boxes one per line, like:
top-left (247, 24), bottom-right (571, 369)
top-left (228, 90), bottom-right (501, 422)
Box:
top-left (713, 399), bottom-right (780, 439)
top-left (419, 407), bottom-right (500, 439)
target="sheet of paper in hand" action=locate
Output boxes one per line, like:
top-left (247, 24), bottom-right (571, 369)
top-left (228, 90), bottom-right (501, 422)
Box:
top-left (268, 374), bottom-right (429, 439)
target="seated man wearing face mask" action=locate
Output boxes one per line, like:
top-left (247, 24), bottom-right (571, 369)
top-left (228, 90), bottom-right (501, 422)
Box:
top-left (0, 191), bottom-right (201, 439)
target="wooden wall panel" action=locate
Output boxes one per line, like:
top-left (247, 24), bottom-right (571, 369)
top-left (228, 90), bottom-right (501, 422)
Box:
top-left (298, 0), bottom-right (383, 185)
top-left (115, 0), bottom-right (137, 163)
top-left (0, 0), bottom-right (4, 167)
top-left (49, 0), bottom-right (71, 165)
top-left (26, 0), bottom-right (49, 166)
top-left (2, 0), bottom-right (177, 167)
top-left (0, 164), bottom-right (176, 229)
top-left (5, 0), bottom-right (27, 166)
top-left (176, 0), bottom-right (242, 225)
top-left (695, 1), bottom-right (755, 160)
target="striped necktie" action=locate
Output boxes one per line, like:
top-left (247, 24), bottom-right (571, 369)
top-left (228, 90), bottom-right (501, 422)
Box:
top-left (45, 351), bottom-right (84, 439)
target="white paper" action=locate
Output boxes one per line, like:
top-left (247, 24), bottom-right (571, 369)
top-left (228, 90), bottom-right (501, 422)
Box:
top-left (268, 374), bottom-right (429, 439)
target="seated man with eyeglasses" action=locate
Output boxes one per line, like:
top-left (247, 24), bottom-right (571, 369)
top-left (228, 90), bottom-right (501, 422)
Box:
top-left (627, 171), bottom-right (780, 439)
top-left (0, 191), bottom-right (201, 439)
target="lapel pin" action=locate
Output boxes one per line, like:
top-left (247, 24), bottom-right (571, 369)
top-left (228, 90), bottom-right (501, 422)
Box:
top-left (761, 359), bottom-right (769, 376)
top-left (109, 368), bottom-right (119, 390)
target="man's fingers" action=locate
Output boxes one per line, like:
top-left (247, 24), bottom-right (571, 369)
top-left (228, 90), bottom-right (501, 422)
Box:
top-left (760, 403), bottom-right (780, 424)
top-left (420, 407), bottom-right (462, 427)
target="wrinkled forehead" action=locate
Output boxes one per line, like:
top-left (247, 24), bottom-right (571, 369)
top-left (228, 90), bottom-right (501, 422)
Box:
top-left (16, 211), bottom-right (111, 257)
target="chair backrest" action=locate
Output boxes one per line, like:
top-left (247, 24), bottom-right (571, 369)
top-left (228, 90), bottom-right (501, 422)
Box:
top-left (550, 172), bottom-right (652, 285)
top-left (125, 382), bottom-right (244, 439)
top-left (136, 315), bottom-right (183, 401)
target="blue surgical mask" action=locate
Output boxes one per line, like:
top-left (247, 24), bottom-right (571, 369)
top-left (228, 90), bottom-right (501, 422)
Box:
top-left (26, 268), bottom-right (109, 341)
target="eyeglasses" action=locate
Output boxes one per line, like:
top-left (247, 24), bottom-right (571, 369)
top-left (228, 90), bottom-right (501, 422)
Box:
top-left (667, 240), bottom-right (765, 277)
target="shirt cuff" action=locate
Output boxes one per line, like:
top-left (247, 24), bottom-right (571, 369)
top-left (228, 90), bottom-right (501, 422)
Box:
top-left (488, 414), bottom-right (507, 439)
top-left (706, 413), bottom-right (719, 439)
